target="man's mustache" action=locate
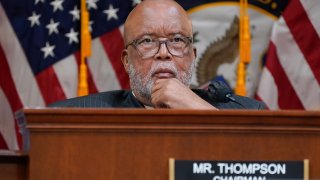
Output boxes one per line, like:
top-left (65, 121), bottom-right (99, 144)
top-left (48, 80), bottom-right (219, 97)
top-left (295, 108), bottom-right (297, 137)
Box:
top-left (149, 62), bottom-right (178, 77)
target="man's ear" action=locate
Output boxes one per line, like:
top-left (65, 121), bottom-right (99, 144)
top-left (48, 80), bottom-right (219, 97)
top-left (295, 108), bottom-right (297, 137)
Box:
top-left (121, 49), bottom-right (129, 73)
top-left (193, 47), bottom-right (197, 59)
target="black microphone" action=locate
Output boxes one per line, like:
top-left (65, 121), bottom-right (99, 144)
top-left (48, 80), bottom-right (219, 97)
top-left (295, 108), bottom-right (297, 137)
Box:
top-left (208, 80), bottom-right (236, 102)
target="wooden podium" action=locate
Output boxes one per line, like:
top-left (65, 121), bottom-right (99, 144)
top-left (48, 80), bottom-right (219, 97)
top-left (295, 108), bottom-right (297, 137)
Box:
top-left (23, 109), bottom-right (320, 180)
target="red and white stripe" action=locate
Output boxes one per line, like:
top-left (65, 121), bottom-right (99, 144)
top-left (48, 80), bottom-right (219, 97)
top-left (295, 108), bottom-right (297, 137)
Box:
top-left (0, 3), bottom-right (128, 149)
top-left (257, 0), bottom-right (320, 110)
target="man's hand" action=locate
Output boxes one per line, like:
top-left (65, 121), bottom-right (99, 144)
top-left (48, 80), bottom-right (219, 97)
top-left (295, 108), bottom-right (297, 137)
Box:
top-left (151, 78), bottom-right (218, 109)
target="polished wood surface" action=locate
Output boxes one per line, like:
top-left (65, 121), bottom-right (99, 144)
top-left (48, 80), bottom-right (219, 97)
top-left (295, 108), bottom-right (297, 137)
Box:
top-left (24, 109), bottom-right (320, 180)
top-left (0, 150), bottom-right (28, 180)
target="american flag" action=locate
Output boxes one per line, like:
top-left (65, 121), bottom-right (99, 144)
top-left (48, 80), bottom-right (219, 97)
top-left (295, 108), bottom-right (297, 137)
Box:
top-left (0, 0), bottom-right (136, 150)
top-left (256, 0), bottom-right (320, 110)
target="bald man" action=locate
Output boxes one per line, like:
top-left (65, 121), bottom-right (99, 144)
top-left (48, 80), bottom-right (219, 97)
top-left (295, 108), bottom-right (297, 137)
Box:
top-left (50, 0), bottom-right (265, 109)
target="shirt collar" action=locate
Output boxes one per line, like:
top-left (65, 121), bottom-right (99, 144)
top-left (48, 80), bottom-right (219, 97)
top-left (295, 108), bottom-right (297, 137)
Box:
top-left (131, 91), bottom-right (154, 109)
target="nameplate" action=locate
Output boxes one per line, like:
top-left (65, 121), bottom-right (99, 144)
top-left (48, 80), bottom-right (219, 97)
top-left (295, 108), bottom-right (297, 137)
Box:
top-left (169, 159), bottom-right (309, 180)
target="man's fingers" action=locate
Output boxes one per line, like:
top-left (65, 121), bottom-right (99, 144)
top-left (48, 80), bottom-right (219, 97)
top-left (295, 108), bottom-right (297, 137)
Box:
top-left (151, 78), bottom-right (182, 108)
top-left (152, 78), bottom-right (171, 94)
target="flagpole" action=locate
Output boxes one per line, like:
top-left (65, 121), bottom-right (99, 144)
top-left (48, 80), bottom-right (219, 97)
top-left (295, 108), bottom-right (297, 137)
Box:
top-left (235, 0), bottom-right (251, 96)
top-left (78, 0), bottom-right (92, 96)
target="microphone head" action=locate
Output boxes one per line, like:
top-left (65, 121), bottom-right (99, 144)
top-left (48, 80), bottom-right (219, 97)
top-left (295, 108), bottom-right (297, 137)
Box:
top-left (208, 80), bottom-right (233, 102)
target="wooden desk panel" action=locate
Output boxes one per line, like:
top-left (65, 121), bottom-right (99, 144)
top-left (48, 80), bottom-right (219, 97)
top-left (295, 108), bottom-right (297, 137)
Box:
top-left (0, 150), bottom-right (28, 180)
top-left (24, 109), bottom-right (320, 180)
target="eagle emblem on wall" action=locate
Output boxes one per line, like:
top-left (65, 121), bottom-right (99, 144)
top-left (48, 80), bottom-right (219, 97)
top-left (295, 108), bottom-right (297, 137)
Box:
top-left (196, 17), bottom-right (239, 86)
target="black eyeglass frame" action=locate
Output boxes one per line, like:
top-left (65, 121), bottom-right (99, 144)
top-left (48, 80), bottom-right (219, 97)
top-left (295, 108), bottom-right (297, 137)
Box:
top-left (125, 36), bottom-right (193, 58)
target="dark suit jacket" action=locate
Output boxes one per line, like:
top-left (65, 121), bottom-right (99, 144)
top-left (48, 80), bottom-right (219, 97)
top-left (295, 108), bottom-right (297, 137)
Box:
top-left (49, 89), bottom-right (265, 109)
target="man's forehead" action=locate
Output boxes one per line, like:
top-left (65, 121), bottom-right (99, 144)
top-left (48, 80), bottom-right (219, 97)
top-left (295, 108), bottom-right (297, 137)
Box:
top-left (124, 0), bottom-right (191, 42)
top-left (132, 23), bottom-right (191, 37)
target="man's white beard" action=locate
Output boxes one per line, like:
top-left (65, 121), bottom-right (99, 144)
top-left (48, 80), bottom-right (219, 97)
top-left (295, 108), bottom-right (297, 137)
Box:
top-left (128, 60), bottom-right (195, 105)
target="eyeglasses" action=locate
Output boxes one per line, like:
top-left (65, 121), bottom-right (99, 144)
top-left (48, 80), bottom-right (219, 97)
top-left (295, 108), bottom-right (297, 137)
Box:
top-left (125, 35), bottom-right (193, 59)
